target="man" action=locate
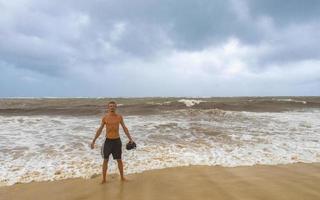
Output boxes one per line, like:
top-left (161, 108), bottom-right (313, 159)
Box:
top-left (91, 101), bottom-right (134, 183)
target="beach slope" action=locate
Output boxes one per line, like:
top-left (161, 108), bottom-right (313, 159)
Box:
top-left (1, 163), bottom-right (320, 200)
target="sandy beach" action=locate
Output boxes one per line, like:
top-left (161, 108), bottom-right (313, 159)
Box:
top-left (1, 163), bottom-right (319, 200)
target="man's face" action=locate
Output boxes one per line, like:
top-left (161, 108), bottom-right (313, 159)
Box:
top-left (108, 103), bottom-right (117, 112)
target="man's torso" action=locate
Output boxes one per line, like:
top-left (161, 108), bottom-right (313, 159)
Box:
top-left (103, 114), bottom-right (121, 139)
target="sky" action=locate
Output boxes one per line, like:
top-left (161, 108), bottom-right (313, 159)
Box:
top-left (0, 0), bottom-right (320, 97)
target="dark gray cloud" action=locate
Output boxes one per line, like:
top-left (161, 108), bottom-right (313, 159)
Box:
top-left (0, 0), bottom-right (320, 96)
top-left (248, 0), bottom-right (320, 25)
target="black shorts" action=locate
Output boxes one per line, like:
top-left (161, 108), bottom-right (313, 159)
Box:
top-left (101, 138), bottom-right (122, 160)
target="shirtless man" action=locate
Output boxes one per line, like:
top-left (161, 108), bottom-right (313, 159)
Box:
top-left (91, 101), bottom-right (134, 183)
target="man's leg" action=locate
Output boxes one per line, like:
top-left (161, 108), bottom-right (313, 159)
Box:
top-left (102, 159), bottom-right (108, 183)
top-left (116, 159), bottom-right (127, 181)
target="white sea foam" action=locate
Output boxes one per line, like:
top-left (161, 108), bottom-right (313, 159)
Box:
top-left (0, 109), bottom-right (320, 186)
top-left (147, 101), bottom-right (172, 105)
top-left (272, 98), bottom-right (307, 104)
top-left (178, 99), bottom-right (205, 107)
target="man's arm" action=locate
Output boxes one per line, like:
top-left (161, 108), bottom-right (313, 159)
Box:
top-left (91, 118), bottom-right (105, 149)
top-left (120, 115), bottom-right (133, 142)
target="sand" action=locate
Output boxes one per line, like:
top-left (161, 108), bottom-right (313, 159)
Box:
top-left (1, 163), bottom-right (320, 200)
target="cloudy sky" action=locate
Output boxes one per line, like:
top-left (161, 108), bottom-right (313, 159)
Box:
top-left (0, 0), bottom-right (320, 97)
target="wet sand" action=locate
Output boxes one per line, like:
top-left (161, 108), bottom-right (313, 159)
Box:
top-left (1, 163), bottom-right (319, 200)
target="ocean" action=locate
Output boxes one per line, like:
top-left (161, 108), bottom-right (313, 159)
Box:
top-left (0, 97), bottom-right (320, 186)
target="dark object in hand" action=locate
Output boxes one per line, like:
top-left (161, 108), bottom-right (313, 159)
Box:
top-left (126, 141), bottom-right (137, 150)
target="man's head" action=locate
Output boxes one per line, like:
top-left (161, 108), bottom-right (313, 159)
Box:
top-left (107, 101), bottom-right (117, 113)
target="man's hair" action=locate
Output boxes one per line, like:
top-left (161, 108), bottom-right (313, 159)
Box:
top-left (108, 101), bottom-right (117, 106)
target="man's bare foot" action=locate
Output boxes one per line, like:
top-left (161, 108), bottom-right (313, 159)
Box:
top-left (101, 180), bottom-right (107, 184)
top-left (121, 177), bottom-right (128, 181)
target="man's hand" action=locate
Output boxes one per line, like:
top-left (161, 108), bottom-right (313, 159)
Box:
top-left (91, 141), bottom-right (95, 149)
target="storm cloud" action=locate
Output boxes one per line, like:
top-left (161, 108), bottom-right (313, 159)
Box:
top-left (0, 0), bottom-right (319, 97)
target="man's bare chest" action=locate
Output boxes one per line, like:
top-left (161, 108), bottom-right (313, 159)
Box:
top-left (105, 116), bottom-right (121, 128)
